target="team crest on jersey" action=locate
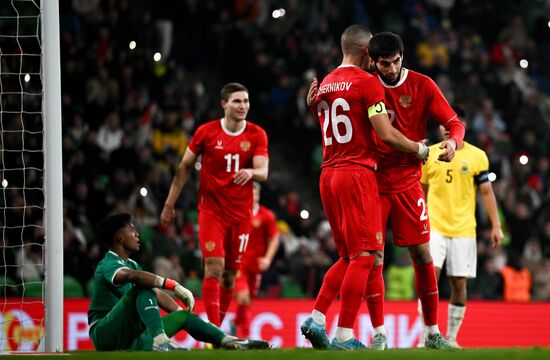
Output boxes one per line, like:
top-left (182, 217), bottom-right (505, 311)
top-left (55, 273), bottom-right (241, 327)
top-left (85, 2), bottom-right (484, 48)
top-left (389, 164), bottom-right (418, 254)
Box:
top-left (376, 231), bottom-right (383, 244)
top-left (460, 160), bottom-right (470, 174)
top-left (252, 218), bottom-right (262, 228)
top-left (240, 141), bottom-right (251, 151)
top-left (399, 95), bottom-right (412, 108)
top-left (215, 140), bottom-right (223, 149)
top-left (205, 241), bottom-right (216, 252)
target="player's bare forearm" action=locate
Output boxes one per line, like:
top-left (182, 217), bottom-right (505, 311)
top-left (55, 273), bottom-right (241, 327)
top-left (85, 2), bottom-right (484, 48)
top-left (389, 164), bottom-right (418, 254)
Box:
top-left (370, 114), bottom-right (426, 158)
top-left (264, 235), bottom-right (280, 265)
top-left (154, 288), bottom-right (181, 313)
top-left (165, 160), bottom-right (193, 207)
top-left (253, 166), bottom-right (268, 181)
top-left (384, 124), bottom-right (426, 156)
top-left (234, 156), bottom-right (269, 185)
top-left (480, 182), bottom-right (503, 247)
top-left (161, 150), bottom-right (196, 228)
top-left (253, 156), bottom-right (269, 182)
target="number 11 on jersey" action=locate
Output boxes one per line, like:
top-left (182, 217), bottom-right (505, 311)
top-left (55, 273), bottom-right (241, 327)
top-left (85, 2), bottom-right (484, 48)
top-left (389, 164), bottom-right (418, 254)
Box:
top-left (238, 233), bottom-right (249, 253)
top-left (224, 153), bottom-right (240, 173)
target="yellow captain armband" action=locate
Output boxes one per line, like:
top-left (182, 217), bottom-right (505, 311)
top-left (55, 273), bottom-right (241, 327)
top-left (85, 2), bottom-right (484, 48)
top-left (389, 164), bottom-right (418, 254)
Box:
top-left (368, 101), bottom-right (387, 118)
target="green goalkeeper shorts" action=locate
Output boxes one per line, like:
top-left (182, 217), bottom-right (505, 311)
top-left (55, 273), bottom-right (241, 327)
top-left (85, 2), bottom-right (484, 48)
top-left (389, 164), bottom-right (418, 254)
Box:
top-left (89, 288), bottom-right (154, 351)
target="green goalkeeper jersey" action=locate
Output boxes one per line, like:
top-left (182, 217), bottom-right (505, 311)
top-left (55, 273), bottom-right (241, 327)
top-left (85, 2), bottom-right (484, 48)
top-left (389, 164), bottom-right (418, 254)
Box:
top-left (88, 250), bottom-right (142, 325)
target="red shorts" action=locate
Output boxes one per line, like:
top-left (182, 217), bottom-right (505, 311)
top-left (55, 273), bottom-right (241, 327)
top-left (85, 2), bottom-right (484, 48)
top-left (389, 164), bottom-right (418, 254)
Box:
top-left (320, 166), bottom-right (384, 258)
top-left (198, 209), bottom-right (251, 270)
top-left (233, 268), bottom-right (261, 298)
top-left (379, 182), bottom-right (430, 247)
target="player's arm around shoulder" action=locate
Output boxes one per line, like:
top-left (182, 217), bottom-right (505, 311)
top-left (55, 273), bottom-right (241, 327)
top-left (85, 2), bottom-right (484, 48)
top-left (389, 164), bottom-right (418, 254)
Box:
top-left (369, 103), bottom-right (428, 159)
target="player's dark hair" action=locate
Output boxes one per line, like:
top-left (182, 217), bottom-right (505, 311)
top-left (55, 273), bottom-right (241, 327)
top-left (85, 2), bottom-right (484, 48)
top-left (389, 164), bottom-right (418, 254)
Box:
top-left (220, 82), bottom-right (248, 102)
top-left (341, 24), bottom-right (372, 54)
top-left (368, 32), bottom-right (404, 62)
top-left (97, 213), bottom-right (132, 247)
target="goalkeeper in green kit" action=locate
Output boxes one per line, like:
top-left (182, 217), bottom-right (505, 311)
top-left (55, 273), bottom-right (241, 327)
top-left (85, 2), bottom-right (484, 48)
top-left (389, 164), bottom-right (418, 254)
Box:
top-left (87, 213), bottom-right (270, 351)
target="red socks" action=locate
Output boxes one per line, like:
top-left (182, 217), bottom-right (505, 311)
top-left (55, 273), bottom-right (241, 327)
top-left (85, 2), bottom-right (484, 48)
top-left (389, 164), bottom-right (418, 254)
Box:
top-left (313, 257), bottom-right (349, 314)
top-left (235, 303), bottom-right (251, 338)
top-left (219, 286), bottom-right (234, 324)
top-left (365, 264), bottom-right (385, 328)
top-left (338, 255), bottom-right (374, 328)
top-left (414, 261), bottom-right (439, 326)
top-left (202, 277), bottom-right (220, 326)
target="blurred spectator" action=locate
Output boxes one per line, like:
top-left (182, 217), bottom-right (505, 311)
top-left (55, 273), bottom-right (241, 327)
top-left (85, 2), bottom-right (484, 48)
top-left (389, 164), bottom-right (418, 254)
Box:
top-left (500, 250), bottom-right (532, 302)
top-left (96, 112), bottom-right (124, 156)
top-left (385, 248), bottom-right (415, 300)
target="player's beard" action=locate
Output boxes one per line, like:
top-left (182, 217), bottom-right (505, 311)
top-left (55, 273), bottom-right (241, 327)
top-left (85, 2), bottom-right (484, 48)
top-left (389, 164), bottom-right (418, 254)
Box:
top-left (375, 65), bottom-right (402, 86)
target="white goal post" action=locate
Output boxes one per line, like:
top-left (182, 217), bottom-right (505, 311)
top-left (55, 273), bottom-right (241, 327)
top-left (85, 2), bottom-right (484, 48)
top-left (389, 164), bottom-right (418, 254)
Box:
top-left (42, 0), bottom-right (64, 352)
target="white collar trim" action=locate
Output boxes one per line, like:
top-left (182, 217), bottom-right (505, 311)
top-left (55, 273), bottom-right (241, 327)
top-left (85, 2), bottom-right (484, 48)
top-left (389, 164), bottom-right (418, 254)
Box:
top-left (378, 68), bottom-right (409, 88)
top-left (221, 118), bottom-right (247, 136)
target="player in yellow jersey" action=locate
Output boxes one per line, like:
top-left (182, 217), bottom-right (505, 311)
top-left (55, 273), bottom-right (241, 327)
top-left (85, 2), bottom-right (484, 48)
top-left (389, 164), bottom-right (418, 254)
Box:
top-left (419, 107), bottom-right (503, 348)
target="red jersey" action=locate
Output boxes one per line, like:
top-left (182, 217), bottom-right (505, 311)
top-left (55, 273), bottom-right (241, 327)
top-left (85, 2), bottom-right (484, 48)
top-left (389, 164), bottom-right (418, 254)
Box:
top-left (375, 68), bottom-right (464, 193)
top-left (188, 119), bottom-right (269, 223)
top-left (241, 205), bottom-right (279, 273)
top-left (315, 65), bottom-right (386, 170)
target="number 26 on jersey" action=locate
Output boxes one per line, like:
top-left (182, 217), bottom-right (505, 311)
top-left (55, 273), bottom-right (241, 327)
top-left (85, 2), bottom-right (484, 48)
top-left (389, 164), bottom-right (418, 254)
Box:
top-left (318, 98), bottom-right (353, 146)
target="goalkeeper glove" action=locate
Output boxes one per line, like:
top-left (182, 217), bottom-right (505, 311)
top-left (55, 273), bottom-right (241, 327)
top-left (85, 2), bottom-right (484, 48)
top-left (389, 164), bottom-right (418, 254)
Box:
top-left (155, 276), bottom-right (195, 311)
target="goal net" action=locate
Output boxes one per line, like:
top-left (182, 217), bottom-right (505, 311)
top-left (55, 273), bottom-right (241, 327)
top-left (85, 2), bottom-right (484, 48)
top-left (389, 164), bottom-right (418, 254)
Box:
top-left (1, 0), bottom-right (63, 352)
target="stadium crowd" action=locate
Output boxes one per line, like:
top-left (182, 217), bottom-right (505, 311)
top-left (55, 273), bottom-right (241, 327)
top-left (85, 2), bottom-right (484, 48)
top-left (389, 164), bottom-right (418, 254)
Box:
top-left (2, 0), bottom-right (550, 302)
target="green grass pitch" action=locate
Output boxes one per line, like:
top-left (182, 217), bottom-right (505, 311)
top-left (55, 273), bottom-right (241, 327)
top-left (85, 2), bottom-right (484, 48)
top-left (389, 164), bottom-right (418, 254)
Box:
top-left (9, 348), bottom-right (550, 359)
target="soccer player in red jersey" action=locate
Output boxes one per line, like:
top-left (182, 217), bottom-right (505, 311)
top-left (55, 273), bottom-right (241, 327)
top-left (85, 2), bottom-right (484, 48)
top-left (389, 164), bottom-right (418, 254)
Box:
top-left (300, 25), bottom-right (429, 350)
top-left (232, 182), bottom-right (280, 338)
top-left (363, 32), bottom-right (465, 350)
top-left (160, 83), bottom-right (269, 327)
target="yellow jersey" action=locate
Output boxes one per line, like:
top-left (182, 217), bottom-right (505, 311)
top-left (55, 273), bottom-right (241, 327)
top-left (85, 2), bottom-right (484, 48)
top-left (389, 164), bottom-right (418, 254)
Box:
top-left (421, 141), bottom-right (489, 238)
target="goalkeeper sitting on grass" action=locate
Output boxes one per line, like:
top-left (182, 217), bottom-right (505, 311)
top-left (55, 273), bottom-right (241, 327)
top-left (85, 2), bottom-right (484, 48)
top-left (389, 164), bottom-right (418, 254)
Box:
top-left (87, 213), bottom-right (270, 351)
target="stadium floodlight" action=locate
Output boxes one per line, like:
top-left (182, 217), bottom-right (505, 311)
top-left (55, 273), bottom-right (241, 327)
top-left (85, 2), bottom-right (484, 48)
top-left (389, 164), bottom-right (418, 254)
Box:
top-left (519, 59), bottom-right (528, 69)
top-left (140, 187), bottom-right (148, 197)
top-left (519, 155), bottom-right (529, 165)
top-left (153, 52), bottom-right (162, 61)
